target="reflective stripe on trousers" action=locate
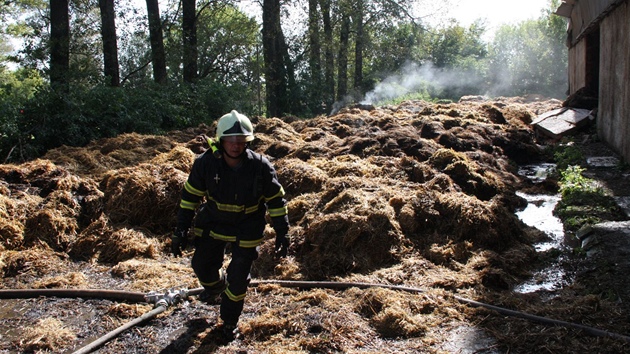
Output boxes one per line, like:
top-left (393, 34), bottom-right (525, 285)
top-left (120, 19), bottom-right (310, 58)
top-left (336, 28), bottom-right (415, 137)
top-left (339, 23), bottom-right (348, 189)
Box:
top-left (191, 236), bottom-right (259, 325)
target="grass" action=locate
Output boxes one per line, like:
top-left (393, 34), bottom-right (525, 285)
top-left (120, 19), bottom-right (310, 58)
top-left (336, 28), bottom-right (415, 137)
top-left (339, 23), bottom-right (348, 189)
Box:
top-left (552, 142), bottom-right (585, 170)
top-left (553, 165), bottom-right (625, 232)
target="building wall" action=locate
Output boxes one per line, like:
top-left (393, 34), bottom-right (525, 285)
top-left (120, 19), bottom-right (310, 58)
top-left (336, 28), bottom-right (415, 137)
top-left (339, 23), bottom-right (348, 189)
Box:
top-left (598, 0), bottom-right (630, 163)
top-left (567, 0), bottom-right (623, 44)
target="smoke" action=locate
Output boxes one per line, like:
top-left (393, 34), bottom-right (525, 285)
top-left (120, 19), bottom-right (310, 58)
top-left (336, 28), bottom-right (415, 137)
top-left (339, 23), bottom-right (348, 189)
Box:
top-left (329, 61), bottom-right (497, 115)
top-left (361, 61), bottom-right (487, 105)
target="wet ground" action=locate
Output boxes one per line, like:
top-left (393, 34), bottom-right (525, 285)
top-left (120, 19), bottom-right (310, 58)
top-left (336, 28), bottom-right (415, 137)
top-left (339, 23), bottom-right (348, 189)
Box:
top-left (2, 100), bottom-right (630, 353)
top-left (3, 148), bottom-right (627, 354)
top-left (517, 132), bottom-right (630, 312)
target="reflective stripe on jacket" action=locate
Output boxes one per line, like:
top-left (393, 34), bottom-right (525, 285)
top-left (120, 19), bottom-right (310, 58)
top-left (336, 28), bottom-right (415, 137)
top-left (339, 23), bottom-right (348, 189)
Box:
top-left (176, 149), bottom-right (289, 248)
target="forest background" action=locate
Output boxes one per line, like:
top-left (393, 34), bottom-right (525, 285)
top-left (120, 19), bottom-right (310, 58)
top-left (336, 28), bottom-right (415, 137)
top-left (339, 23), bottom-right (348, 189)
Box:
top-left (0, 0), bottom-right (566, 164)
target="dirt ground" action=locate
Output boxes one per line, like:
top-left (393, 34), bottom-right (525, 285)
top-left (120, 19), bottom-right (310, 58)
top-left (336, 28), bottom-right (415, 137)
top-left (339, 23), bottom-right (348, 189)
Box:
top-left (1, 96), bottom-right (630, 354)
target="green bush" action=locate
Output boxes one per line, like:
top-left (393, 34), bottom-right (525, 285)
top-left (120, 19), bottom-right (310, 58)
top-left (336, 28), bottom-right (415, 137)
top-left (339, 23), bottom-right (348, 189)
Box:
top-left (0, 68), bottom-right (44, 162)
top-left (0, 76), bottom-right (261, 162)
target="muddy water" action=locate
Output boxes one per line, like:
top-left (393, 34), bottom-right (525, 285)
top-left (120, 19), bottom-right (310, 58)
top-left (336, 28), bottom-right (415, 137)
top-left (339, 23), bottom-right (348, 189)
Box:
top-left (513, 163), bottom-right (573, 294)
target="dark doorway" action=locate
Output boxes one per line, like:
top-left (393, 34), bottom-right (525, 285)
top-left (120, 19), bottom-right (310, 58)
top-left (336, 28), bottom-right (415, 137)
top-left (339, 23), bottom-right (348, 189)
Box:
top-left (585, 28), bottom-right (600, 93)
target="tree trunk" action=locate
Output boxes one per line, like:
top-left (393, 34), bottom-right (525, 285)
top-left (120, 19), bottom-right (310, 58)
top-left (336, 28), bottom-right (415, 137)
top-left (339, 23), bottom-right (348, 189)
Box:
top-left (337, 12), bottom-right (349, 100)
top-left (262, 0), bottom-right (285, 117)
top-left (50, 0), bottom-right (69, 91)
top-left (320, 0), bottom-right (334, 112)
top-left (353, 0), bottom-right (364, 93)
top-left (99, 0), bottom-right (120, 87)
top-left (308, 0), bottom-right (322, 113)
top-left (182, 0), bottom-right (198, 83)
top-left (280, 28), bottom-right (297, 114)
top-left (146, 0), bottom-right (167, 84)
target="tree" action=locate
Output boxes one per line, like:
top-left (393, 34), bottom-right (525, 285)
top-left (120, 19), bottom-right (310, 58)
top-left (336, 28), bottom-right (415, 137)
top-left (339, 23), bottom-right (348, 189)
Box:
top-left (320, 0), bottom-right (334, 112)
top-left (370, 22), bottom-right (425, 75)
top-left (0, 3), bottom-right (17, 63)
top-left (0, 67), bottom-right (45, 162)
top-left (307, 0), bottom-right (323, 114)
top-left (539, 0), bottom-right (568, 97)
top-left (488, 0), bottom-right (567, 98)
top-left (427, 20), bottom-right (486, 68)
top-left (337, 10), bottom-right (350, 100)
top-left (262, 0), bottom-right (285, 117)
top-left (182, 0), bottom-right (198, 82)
top-left (146, 0), bottom-right (167, 84)
top-left (336, 0), bottom-right (417, 99)
top-left (1, 1), bottom-right (41, 64)
top-left (353, 0), bottom-right (364, 92)
top-left (195, 5), bottom-right (258, 82)
top-left (11, 0), bottom-right (103, 83)
top-left (99, 0), bottom-right (120, 86)
top-left (49, 0), bottom-right (69, 91)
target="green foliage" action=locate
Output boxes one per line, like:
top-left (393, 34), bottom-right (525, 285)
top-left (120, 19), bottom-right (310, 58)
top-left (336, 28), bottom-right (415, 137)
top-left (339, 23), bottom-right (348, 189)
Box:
top-left (377, 90), bottom-right (433, 106)
top-left (197, 5), bottom-right (260, 83)
top-left (486, 0), bottom-right (567, 98)
top-left (361, 18), bottom-right (491, 104)
top-left (558, 165), bottom-right (600, 198)
top-left (160, 4), bottom-right (260, 86)
top-left (362, 1), bottom-right (567, 103)
top-left (0, 67), bottom-right (44, 162)
top-left (0, 0), bottom-right (573, 160)
top-left (369, 22), bottom-right (427, 76)
top-left (0, 37), bottom-right (11, 60)
top-left (0, 78), bottom-right (259, 162)
top-left (0, 67), bottom-right (43, 103)
top-left (554, 165), bottom-right (625, 231)
top-left (552, 143), bottom-right (585, 170)
top-left (427, 19), bottom-right (488, 69)
top-left (0, 1), bottom-right (264, 162)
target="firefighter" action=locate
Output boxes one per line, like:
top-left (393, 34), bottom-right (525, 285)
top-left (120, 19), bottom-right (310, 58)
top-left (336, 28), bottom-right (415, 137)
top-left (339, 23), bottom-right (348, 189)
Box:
top-left (171, 110), bottom-right (289, 342)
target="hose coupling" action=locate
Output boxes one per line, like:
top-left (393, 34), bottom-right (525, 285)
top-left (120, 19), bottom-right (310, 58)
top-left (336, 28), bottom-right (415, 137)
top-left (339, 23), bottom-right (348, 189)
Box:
top-left (145, 287), bottom-right (189, 308)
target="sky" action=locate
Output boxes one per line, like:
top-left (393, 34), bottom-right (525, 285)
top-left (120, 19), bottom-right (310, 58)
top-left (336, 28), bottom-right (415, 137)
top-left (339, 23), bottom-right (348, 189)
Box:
top-left (237, 0), bottom-right (555, 41)
top-left (5, 0), bottom-right (553, 65)
top-left (136, 0), bottom-right (552, 38)
top-left (128, 0), bottom-right (553, 30)
top-left (436, 0), bottom-right (552, 37)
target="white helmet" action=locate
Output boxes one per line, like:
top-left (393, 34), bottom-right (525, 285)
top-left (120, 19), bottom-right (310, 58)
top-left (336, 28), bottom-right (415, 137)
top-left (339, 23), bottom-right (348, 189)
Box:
top-left (215, 110), bottom-right (254, 142)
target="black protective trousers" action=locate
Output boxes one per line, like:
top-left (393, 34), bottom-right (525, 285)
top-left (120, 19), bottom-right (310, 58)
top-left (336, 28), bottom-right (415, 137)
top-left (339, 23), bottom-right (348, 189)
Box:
top-left (191, 236), bottom-right (259, 325)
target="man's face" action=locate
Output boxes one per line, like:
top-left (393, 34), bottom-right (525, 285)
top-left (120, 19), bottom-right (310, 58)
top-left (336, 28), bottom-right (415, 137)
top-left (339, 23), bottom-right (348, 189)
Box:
top-left (221, 136), bottom-right (248, 158)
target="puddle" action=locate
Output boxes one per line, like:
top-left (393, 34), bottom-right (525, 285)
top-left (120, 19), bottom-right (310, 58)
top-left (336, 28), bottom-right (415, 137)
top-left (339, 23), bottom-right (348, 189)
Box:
top-left (0, 299), bottom-right (32, 342)
top-left (515, 192), bottom-right (564, 253)
top-left (513, 163), bottom-right (573, 294)
top-left (516, 163), bottom-right (556, 183)
top-left (614, 196), bottom-right (630, 217)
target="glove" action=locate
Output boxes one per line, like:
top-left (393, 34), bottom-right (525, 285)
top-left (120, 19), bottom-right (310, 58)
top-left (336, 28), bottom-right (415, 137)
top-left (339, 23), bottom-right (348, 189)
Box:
top-left (274, 232), bottom-right (289, 259)
top-left (171, 229), bottom-right (188, 257)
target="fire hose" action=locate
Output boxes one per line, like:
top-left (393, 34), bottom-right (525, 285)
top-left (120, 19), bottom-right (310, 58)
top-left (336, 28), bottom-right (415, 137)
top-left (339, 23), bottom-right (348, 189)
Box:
top-left (0, 288), bottom-right (146, 302)
top-left (0, 287), bottom-right (190, 354)
top-left (1, 279), bottom-right (629, 354)
top-left (71, 287), bottom-right (188, 354)
top-left (251, 280), bottom-right (630, 343)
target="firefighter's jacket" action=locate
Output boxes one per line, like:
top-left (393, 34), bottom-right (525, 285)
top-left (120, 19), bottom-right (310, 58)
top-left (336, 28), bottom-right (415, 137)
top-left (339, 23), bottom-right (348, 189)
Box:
top-left (176, 149), bottom-right (289, 248)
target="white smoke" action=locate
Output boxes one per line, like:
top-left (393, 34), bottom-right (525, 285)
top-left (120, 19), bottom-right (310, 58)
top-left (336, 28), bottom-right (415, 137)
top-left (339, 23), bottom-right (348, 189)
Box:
top-left (361, 61), bottom-right (486, 104)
